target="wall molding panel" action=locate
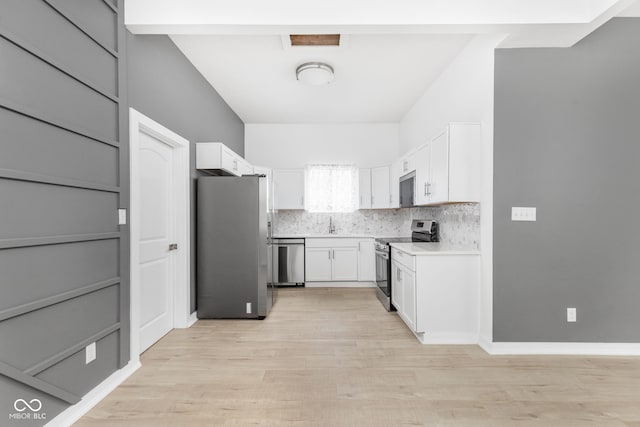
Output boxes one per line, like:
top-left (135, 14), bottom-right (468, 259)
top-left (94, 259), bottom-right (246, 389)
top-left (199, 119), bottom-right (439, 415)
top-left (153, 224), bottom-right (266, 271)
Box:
top-left (0, 0), bottom-right (129, 424)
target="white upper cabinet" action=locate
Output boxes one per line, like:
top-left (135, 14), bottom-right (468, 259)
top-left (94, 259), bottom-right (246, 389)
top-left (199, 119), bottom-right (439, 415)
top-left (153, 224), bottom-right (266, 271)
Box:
top-left (429, 130), bottom-right (450, 203)
top-left (196, 142), bottom-right (252, 177)
top-left (389, 160), bottom-right (401, 208)
top-left (273, 169), bottom-right (305, 210)
top-left (414, 144), bottom-right (430, 206)
top-left (358, 168), bottom-right (372, 209)
top-left (399, 152), bottom-right (416, 177)
top-left (238, 158), bottom-right (254, 176)
top-left (220, 145), bottom-right (237, 173)
top-left (371, 166), bottom-right (390, 209)
top-left (427, 123), bottom-right (482, 205)
top-left (412, 123), bottom-right (482, 206)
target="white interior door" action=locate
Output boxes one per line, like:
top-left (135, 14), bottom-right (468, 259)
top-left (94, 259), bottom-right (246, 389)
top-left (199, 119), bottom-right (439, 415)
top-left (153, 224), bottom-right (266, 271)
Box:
top-left (138, 131), bottom-right (176, 352)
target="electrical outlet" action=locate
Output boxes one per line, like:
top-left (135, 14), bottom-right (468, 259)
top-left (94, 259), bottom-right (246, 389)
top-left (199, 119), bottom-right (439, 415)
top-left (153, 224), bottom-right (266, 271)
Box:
top-left (567, 307), bottom-right (577, 323)
top-left (511, 207), bottom-right (537, 221)
top-left (86, 342), bottom-right (96, 364)
top-left (246, 302), bottom-right (252, 314)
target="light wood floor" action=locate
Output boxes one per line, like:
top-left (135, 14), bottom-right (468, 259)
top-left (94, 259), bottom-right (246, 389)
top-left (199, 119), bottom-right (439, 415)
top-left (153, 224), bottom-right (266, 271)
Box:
top-left (76, 288), bottom-right (640, 426)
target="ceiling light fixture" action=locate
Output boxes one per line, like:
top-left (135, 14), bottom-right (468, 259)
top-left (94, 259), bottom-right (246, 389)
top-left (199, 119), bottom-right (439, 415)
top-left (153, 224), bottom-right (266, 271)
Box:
top-left (296, 62), bottom-right (334, 85)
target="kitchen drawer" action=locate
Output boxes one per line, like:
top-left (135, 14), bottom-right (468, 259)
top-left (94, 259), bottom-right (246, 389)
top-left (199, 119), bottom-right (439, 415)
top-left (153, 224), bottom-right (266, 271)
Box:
top-left (305, 238), bottom-right (361, 248)
top-left (391, 247), bottom-right (415, 271)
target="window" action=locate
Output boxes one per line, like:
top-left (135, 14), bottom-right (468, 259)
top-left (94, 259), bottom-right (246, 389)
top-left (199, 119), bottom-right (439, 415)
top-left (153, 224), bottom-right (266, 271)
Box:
top-left (305, 164), bottom-right (358, 213)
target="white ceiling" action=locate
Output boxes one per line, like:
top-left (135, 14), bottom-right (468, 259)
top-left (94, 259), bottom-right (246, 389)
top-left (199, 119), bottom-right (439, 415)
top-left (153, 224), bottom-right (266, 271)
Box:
top-left (127, 0), bottom-right (640, 124)
top-left (170, 34), bottom-right (473, 123)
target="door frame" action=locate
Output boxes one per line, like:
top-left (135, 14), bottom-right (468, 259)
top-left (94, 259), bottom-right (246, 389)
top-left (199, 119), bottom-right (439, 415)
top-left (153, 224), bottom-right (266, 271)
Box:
top-left (129, 108), bottom-right (191, 360)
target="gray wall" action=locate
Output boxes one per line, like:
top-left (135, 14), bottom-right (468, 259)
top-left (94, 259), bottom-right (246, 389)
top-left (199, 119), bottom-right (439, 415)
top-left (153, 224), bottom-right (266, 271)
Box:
top-left (493, 18), bottom-right (640, 342)
top-left (0, 0), bottom-right (128, 424)
top-left (126, 33), bottom-right (245, 313)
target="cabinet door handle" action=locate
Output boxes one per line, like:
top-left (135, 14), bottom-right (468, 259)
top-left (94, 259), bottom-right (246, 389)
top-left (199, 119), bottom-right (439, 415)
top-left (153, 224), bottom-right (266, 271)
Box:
top-left (371, 195), bottom-right (374, 205)
top-left (301, 195), bottom-right (304, 206)
top-left (328, 250), bottom-right (331, 260)
top-left (389, 195), bottom-right (392, 204)
top-left (426, 182), bottom-right (432, 196)
top-left (424, 182), bottom-right (427, 196)
top-left (360, 195), bottom-right (362, 205)
top-left (358, 242), bottom-right (361, 252)
top-left (332, 249), bottom-right (335, 259)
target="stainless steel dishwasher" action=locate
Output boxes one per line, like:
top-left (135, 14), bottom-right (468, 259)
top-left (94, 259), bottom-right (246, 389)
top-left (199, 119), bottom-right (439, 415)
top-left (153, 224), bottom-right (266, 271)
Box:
top-left (272, 238), bottom-right (305, 286)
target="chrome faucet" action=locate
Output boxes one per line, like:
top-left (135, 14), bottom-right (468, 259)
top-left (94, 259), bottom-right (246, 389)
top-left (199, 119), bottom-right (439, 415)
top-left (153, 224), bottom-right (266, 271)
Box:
top-left (329, 216), bottom-right (336, 234)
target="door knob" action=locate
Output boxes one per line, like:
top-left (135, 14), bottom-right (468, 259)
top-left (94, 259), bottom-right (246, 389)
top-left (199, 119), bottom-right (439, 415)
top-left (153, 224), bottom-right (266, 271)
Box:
top-left (169, 243), bottom-right (178, 251)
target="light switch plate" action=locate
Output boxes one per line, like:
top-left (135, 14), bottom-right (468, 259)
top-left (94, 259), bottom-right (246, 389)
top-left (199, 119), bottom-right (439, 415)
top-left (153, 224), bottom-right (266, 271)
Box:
top-left (567, 307), bottom-right (577, 322)
top-left (246, 302), bottom-right (252, 314)
top-left (86, 342), bottom-right (96, 364)
top-left (511, 207), bottom-right (536, 221)
top-left (118, 209), bottom-right (127, 225)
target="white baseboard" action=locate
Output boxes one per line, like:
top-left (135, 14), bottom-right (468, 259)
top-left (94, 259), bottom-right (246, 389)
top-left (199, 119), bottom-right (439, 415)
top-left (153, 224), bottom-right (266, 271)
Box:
top-left (488, 342), bottom-right (640, 356)
top-left (415, 331), bottom-right (479, 345)
top-left (187, 311), bottom-right (198, 327)
top-left (478, 335), bottom-right (493, 354)
top-left (45, 360), bottom-right (141, 427)
top-left (304, 281), bottom-right (376, 288)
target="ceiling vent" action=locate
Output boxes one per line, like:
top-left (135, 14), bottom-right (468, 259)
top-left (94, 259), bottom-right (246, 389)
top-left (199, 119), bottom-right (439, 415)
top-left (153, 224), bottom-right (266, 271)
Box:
top-left (289, 34), bottom-right (340, 46)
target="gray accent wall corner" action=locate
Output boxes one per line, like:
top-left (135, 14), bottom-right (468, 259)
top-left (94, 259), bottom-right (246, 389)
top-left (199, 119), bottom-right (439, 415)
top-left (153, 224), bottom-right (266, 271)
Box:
top-left (493, 18), bottom-right (640, 342)
top-left (126, 33), bottom-right (245, 313)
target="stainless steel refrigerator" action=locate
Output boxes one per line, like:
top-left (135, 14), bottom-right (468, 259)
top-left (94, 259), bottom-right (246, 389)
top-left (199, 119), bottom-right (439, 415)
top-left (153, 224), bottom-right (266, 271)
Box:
top-left (197, 175), bottom-right (275, 318)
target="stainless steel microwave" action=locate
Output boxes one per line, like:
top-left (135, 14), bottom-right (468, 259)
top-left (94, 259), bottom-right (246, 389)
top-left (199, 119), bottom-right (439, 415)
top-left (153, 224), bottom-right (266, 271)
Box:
top-left (399, 172), bottom-right (415, 208)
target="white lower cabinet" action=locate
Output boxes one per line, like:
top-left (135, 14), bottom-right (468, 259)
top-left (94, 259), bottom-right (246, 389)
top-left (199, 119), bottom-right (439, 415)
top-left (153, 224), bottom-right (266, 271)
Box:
top-left (331, 247), bottom-right (358, 281)
top-left (305, 238), bottom-right (375, 282)
top-left (305, 248), bottom-right (333, 281)
top-left (392, 260), bottom-right (417, 331)
top-left (391, 247), bottom-right (479, 343)
top-left (357, 239), bottom-right (376, 281)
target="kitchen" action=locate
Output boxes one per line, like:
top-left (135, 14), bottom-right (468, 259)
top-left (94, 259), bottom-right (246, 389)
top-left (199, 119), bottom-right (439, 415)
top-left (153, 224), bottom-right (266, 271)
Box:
top-left (2, 1), bottom-right (640, 426)
top-left (195, 119), bottom-right (483, 344)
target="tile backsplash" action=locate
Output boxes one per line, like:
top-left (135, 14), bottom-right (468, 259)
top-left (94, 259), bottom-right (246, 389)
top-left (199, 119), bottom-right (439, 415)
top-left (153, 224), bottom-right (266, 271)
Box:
top-left (274, 203), bottom-right (480, 249)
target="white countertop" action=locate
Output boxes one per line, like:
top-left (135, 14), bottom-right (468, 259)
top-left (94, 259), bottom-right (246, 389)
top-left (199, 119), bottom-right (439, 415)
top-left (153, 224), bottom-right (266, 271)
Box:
top-left (273, 234), bottom-right (375, 239)
top-left (390, 242), bottom-right (480, 256)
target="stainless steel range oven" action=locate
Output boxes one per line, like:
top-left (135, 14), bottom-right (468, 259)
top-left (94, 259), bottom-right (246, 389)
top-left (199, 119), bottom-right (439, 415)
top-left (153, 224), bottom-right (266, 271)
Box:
top-left (374, 240), bottom-right (394, 311)
top-left (374, 220), bottom-right (439, 311)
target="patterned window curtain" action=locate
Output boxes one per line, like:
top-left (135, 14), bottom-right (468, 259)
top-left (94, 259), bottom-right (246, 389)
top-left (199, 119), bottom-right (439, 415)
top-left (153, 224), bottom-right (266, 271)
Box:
top-left (305, 164), bottom-right (358, 212)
